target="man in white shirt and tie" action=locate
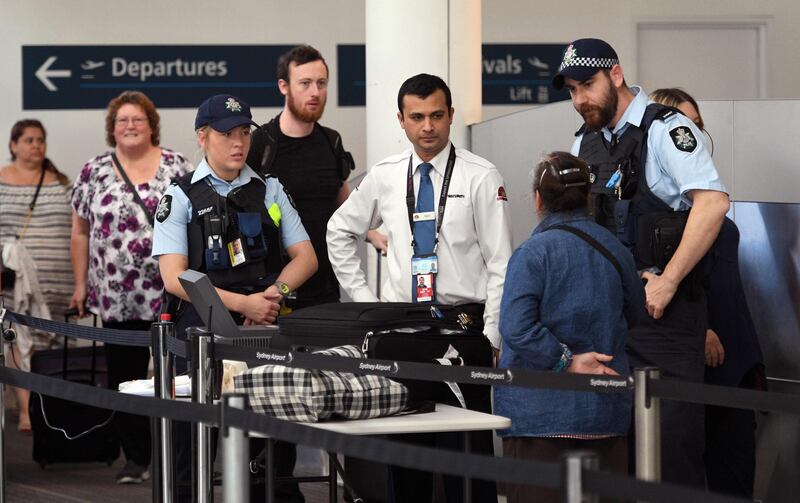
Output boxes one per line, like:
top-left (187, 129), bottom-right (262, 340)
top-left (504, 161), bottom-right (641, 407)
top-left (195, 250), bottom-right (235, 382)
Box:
top-left (327, 73), bottom-right (512, 353)
top-left (326, 73), bottom-right (512, 503)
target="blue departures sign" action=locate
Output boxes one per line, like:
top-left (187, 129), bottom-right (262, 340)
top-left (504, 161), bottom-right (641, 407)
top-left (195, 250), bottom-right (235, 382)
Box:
top-left (337, 45), bottom-right (366, 107)
top-left (481, 44), bottom-right (570, 105)
top-left (22, 45), bottom-right (295, 110)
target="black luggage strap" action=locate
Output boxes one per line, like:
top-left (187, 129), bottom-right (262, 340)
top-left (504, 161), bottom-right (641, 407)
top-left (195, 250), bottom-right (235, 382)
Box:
top-left (546, 224), bottom-right (623, 280)
top-left (110, 152), bottom-right (155, 227)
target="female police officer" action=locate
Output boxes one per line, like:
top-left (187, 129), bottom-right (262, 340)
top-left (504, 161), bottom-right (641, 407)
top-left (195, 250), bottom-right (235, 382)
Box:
top-left (152, 94), bottom-right (317, 502)
top-left (153, 93), bottom-right (316, 327)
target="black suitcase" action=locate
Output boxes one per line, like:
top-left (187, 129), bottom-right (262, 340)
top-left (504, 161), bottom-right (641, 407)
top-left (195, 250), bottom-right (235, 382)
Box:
top-left (29, 311), bottom-right (121, 468)
top-left (276, 302), bottom-right (495, 503)
top-left (275, 301), bottom-right (493, 406)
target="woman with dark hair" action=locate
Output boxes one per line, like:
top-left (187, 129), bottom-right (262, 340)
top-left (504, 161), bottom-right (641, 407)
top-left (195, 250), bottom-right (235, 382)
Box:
top-left (494, 152), bottom-right (644, 503)
top-left (70, 90), bottom-right (191, 484)
top-left (651, 87), bottom-right (765, 498)
top-left (0, 119), bottom-right (72, 433)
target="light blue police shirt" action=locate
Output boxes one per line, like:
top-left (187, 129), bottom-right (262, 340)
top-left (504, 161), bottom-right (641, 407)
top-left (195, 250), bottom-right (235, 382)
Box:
top-left (151, 158), bottom-right (309, 257)
top-left (571, 86), bottom-right (727, 210)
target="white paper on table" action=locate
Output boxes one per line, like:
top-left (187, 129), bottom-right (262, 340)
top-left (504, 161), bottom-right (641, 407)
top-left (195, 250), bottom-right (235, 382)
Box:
top-left (118, 375), bottom-right (191, 397)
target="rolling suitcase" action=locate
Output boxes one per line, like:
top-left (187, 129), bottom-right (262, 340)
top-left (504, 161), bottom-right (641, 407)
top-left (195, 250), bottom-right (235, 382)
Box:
top-left (29, 309), bottom-right (120, 468)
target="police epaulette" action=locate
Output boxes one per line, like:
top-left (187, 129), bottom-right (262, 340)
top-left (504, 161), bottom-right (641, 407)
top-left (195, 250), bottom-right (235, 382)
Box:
top-left (656, 108), bottom-right (677, 121)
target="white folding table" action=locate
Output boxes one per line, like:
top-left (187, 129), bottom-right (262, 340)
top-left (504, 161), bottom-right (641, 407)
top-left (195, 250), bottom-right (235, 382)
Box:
top-left (258, 403), bottom-right (510, 503)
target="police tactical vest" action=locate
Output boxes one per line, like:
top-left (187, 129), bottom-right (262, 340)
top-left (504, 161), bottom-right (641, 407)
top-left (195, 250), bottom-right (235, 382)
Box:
top-left (578, 103), bottom-right (687, 270)
top-left (174, 172), bottom-right (283, 292)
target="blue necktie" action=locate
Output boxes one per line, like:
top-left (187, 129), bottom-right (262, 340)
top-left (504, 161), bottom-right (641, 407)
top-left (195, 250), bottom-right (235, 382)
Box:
top-left (414, 163), bottom-right (435, 255)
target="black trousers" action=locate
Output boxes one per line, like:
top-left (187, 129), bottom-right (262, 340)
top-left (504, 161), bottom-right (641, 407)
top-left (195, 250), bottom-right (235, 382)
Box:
top-left (172, 305), bottom-right (304, 503)
top-left (389, 382), bottom-right (497, 503)
top-left (390, 429), bottom-right (497, 503)
top-left (625, 290), bottom-right (707, 488)
top-left (103, 321), bottom-right (152, 468)
top-left (705, 403), bottom-right (756, 498)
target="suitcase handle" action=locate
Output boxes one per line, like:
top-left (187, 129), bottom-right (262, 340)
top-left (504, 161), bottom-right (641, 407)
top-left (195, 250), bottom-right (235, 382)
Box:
top-left (63, 309), bottom-right (99, 385)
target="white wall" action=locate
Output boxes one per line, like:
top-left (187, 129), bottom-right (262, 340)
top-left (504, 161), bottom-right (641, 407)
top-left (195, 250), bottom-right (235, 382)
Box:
top-left (2, 0), bottom-right (798, 182)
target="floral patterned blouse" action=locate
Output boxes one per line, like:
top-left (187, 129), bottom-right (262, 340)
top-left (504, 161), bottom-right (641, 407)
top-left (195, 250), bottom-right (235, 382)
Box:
top-left (72, 149), bottom-right (191, 322)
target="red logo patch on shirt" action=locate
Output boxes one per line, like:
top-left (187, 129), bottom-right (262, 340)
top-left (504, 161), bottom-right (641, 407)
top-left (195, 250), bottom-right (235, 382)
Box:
top-left (496, 186), bottom-right (508, 201)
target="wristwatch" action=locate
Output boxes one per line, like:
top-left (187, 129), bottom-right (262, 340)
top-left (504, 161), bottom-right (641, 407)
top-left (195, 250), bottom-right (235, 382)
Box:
top-left (553, 343), bottom-right (573, 372)
top-left (273, 280), bottom-right (291, 297)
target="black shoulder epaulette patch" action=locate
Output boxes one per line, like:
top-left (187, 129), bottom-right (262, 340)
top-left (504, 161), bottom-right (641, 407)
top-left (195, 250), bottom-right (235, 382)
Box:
top-left (669, 126), bottom-right (698, 153)
top-left (155, 194), bottom-right (172, 223)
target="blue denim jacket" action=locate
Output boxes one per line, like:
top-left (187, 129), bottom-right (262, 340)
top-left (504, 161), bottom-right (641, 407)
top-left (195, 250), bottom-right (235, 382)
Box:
top-left (494, 210), bottom-right (644, 437)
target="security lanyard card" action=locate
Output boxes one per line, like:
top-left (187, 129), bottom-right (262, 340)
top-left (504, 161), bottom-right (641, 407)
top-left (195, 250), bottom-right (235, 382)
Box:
top-left (412, 253), bottom-right (438, 303)
top-left (227, 238), bottom-right (246, 267)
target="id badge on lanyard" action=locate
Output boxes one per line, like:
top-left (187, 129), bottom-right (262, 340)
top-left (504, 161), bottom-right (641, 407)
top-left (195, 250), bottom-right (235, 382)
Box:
top-left (411, 253), bottom-right (438, 303)
top-left (405, 145), bottom-right (456, 303)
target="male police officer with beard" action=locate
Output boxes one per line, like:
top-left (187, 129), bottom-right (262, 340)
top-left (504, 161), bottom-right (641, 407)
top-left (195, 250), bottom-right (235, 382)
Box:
top-left (553, 38), bottom-right (729, 488)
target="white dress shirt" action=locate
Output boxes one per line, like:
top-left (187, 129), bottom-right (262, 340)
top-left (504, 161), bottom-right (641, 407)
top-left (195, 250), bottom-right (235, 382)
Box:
top-left (326, 143), bottom-right (513, 348)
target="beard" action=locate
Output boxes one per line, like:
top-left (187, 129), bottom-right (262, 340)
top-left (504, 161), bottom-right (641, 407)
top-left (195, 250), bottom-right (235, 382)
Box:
top-left (287, 90), bottom-right (326, 123)
top-left (579, 78), bottom-right (618, 132)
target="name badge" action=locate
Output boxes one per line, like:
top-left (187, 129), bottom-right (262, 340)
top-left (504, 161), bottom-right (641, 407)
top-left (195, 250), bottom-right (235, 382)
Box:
top-left (413, 211), bottom-right (436, 222)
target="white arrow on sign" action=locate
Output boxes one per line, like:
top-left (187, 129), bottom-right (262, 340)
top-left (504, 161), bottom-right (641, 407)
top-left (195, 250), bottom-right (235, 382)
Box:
top-left (35, 56), bottom-right (72, 92)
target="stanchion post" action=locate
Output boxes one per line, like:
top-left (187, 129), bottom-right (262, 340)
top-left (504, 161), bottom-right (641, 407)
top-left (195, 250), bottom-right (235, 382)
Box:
top-left (634, 367), bottom-right (661, 483)
top-left (222, 393), bottom-right (249, 503)
top-left (562, 450), bottom-right (599, 503)
top-left (190, 327), bottom-right (214, 503)
top-left (152, 314), bottom-right (175, 503)
top-left (0, 304), bottom-right (8, 503)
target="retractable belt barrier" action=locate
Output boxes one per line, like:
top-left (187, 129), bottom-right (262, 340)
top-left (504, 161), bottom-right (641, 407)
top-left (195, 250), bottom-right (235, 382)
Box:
top-left (7, 311), bottom-right (800, 415)
top-left (649, 378), bottom-right (800, 415)
top-left (5, 311), bottom-right (189, 358)
top-left (213, 342), bottom-right (633, 394)
top-left (0, 365), bottom-right (750, 503)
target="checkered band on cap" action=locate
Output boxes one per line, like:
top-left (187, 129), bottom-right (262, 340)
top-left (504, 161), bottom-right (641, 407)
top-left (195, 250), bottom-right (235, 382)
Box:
top-left (559, 56), bottom-right (619, 72)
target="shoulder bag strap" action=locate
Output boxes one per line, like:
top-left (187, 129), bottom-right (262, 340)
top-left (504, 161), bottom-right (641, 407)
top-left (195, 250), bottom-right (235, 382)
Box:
top-left (547, 224), bottom-right (624, 280)
top-left (16, 167), bottom-right (47, 239)
top-left (110, 152), bottom-right (155, 227)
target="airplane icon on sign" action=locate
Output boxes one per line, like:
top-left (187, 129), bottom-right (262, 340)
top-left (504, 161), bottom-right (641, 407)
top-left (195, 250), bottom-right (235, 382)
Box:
top-left (81, 60), bottom-right (105, 70)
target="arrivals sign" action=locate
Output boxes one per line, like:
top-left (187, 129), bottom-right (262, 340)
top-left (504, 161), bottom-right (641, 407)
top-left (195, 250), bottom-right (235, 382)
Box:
top-left (22, 45), bottom-right (295, 110)
top-left (481, 44), bottom-right (569, 105)
top-left (333, 43), bottom-right (570, 107)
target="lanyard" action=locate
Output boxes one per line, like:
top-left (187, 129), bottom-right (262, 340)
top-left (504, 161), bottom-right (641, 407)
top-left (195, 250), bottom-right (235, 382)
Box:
top-left (406, 145), bottom-right (456, 251)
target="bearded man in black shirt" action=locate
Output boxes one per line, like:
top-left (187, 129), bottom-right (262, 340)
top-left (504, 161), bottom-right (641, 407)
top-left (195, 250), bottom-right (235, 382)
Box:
top-left (248, 44), bottom-right (354, 311)
top-left (246, 44), bottom-right (354, 503)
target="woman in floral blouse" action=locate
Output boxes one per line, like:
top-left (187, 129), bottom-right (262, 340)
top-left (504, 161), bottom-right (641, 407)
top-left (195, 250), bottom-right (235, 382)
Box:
top-left (69, 91), bottom-right (191, 484)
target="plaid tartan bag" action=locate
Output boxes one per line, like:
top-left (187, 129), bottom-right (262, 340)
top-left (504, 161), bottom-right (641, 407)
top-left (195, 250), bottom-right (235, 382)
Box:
top-left (234, 345), bottom-right (408, 422)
